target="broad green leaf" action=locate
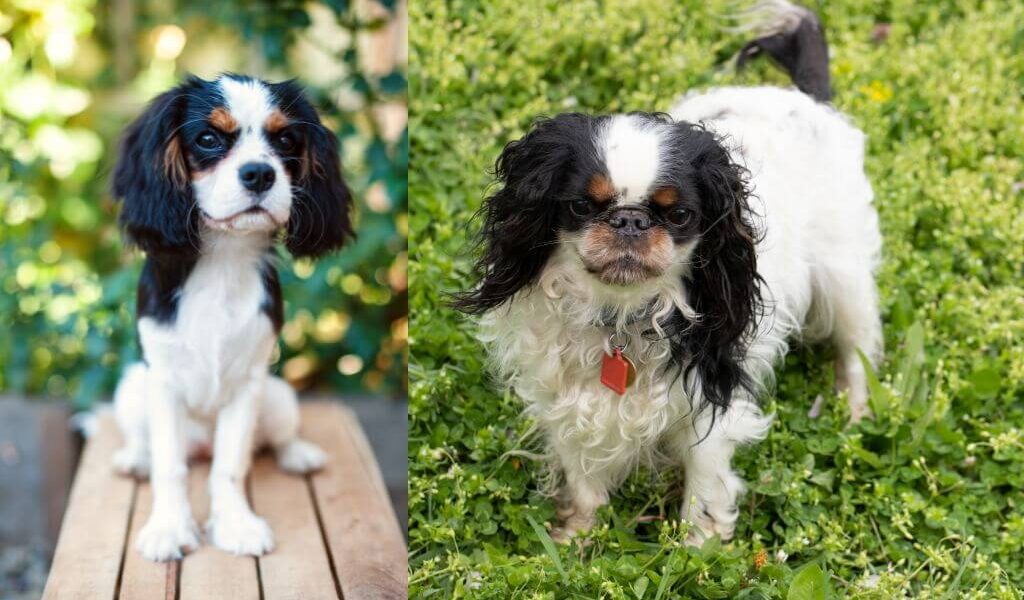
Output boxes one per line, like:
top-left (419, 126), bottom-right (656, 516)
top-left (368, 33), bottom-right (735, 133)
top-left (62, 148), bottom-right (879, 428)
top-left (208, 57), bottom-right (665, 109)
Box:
top-left (788, 563), bottom-right (828, 600)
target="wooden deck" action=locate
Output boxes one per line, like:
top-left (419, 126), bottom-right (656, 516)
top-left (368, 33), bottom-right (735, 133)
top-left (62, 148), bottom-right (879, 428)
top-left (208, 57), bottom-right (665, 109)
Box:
top-left (41, 402), bottom-right (407, 600)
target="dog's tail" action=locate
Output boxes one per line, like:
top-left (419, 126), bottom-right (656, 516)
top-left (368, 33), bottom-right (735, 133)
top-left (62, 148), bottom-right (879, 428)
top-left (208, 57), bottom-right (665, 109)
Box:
top-left (733, 0), bottom-right (832, 102)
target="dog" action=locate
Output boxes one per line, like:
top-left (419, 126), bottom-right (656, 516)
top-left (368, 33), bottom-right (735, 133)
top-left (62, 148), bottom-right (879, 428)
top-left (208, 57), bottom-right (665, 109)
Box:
top-left (110, 73), bottom-right (352, 561)
top-left (455, 0), bottom-right (882, 544)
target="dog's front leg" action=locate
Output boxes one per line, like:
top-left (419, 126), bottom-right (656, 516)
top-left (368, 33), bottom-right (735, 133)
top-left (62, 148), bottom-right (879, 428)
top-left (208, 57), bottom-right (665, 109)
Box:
top-left (136, 381), bottom-right (200, 561)
top-left (548, 436), bottom-right (613, 543)
top-left (667, 398), bottom-right (772, 546)
top-left (206, 377), bottom-right (274, 556)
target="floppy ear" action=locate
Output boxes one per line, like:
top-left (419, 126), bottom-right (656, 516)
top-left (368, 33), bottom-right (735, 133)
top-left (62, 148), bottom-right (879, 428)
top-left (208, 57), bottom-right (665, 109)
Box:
top-left (285, 121), bottom-right (353, 259)
top-left (112, 85), bottom-right (197, 256)
top-left (678, 127), bottom-right (763, 412)
top-left (453, 114), bottom-right (593, 314)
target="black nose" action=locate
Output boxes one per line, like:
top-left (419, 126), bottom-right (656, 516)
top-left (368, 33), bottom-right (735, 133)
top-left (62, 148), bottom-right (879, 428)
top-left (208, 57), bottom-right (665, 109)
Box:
top-left (239, 162), bottom-right (276, 193)
top-left (607, 208), bottom-right (652, 236)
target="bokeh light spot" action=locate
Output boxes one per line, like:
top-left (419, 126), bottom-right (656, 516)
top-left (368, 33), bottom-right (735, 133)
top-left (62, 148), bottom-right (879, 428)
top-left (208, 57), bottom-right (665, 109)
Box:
top-left (153, 25), bottom-right (186, 61)
top-left (337, 354), bottom-right (363, 375)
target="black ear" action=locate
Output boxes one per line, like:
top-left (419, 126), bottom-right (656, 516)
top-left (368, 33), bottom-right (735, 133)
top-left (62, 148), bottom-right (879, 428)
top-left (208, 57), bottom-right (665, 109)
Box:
top-left (453, 114), bottom-right (594, 314)
top-left (112, 83), bottom-right (198, 256)
top-left (285, 119), bottom-right (353, 259)
top-left (675, 126), bottom-right (763, 412)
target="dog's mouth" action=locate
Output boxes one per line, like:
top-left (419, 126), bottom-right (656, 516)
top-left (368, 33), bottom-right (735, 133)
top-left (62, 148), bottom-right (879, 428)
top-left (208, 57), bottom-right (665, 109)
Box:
top-left (201, 207), bottom-right (284, 232)
top-left (577, 224), bottom-right (675, 286)
top-left (583, 254), bottom-right (664, 286)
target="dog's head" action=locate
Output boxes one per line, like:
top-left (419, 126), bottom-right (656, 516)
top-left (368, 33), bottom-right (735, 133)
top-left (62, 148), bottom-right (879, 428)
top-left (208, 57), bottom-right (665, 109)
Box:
top-left (457, 112), bottom-right (763, 409)
top-left (113, 73), bottom-right (352, 258)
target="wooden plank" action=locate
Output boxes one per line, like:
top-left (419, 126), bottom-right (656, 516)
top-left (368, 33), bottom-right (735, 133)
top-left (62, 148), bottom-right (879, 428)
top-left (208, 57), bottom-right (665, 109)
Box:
top-left (304, 402), bottom-right (407, 600)
top-left (42, 414), bottom-right (136, 600)
top-left (119, 482), bottom-right (177, 600)
top-left (250, 453), bottom-right (339, 599)
top-left (178, 461), bottom-right (261, 600)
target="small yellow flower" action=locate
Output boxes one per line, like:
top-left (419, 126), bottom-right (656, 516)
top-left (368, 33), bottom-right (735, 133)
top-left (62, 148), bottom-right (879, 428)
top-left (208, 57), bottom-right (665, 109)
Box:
top-left (860, 80), bottom-right (894, 103)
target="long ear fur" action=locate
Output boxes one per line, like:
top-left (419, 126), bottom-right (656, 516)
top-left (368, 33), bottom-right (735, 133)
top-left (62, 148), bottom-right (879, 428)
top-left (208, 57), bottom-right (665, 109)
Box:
top-left (453, 113), bottom-right (597, 314)
top-left (112, 84), bottom-right (198, 256)
top-left (672, 125), bottom-right (764, 413)
top-left (285, 113), bottom-right (353, 259)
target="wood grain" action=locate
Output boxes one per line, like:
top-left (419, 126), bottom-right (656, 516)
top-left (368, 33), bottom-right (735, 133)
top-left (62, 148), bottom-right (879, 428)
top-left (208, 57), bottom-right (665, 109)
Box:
top-left (41, 415), bottom-right (136, 600)
top-left (42, 402), bottom-right (403, 599)
top-left (305, 402), bottom-right (407, 600)
top-left (119, 481), bottom-right (177, 600)
top-left (251, 453), bottom-right (339, 599)
top-left (178, 461), bottom-right (261, 600)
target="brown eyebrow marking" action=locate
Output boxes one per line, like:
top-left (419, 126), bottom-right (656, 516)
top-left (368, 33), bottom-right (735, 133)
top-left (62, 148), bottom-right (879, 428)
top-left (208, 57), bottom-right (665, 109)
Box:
top-left (209, 107), bottom-right (238, 132)
top-left (587, 173), bottom-right (616, 204)
top-left (652, 186), bottom-right (679, 208)
top-left (265, 109), bottom-right (289, 133)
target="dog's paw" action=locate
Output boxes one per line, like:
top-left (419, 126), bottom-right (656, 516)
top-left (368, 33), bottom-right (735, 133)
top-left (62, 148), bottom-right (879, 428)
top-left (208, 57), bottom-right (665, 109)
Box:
top-left (112, 447), bottom-right (150, 478)
top-left (136, 513), bottom-right (200, 561)
top-left (550, 504), bottom-right (596, 544)
top-left (276, 439), bottom-right (326, 474)
top-left (207, 511), bottom-right (275, 556)
top-left (681, 495), bottom-right (739, 547)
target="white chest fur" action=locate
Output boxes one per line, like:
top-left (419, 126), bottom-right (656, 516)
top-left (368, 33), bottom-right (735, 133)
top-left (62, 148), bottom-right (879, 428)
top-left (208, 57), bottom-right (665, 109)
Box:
top-left (139, 235), bottom-right (276, 415)
top-left (478, 251), bottom-right (691, 480)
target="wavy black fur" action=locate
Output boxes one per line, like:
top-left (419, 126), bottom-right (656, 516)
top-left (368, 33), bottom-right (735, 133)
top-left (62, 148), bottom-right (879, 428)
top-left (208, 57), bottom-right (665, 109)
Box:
top-left (453, 113), bottom-right (609, 314)
top-left (269, 80), bottom-right (354, 258)
top-left (661, 123), bottom-right (764, 413)
top-left (112, 78), bottom-right (204, 257)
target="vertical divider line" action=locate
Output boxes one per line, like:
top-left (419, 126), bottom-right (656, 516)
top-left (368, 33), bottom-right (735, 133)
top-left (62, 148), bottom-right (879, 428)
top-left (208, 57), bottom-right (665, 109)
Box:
top-left (247, 474), bottom-right (266, 600)
top-left (306, 474), bottom-right (345, 599)
top-left (169, 560), bottom-right (180, 600)
top-left (112, 479), bottom-right (139, 600)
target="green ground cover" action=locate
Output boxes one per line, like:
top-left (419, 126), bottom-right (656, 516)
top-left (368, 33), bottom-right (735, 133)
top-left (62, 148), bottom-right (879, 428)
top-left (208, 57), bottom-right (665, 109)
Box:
top-left (409, 1), bottom-right (1024, 597)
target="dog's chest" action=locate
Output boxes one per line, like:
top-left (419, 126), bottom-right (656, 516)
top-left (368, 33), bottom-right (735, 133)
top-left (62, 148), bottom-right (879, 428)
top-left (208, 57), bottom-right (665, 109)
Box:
top-left (140, 248), bottom-right (276, 413)
top-left (482, 300), bottom-right (683, 463)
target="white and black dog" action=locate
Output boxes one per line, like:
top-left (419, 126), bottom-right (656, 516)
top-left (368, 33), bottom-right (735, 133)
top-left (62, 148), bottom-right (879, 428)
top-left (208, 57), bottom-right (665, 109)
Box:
top-left (456, 1), bottom-right (882, 544)
top-left (110, 74), bottom-right (351, 561)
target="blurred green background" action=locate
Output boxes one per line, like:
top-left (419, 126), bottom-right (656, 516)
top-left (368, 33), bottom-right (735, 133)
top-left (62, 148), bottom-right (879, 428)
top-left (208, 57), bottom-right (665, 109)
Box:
top-left (0, 0), bottom-right (408, 406)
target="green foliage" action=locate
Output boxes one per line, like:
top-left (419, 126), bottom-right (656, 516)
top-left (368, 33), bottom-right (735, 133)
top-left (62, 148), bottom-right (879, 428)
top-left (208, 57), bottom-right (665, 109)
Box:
top-left (409, 0), bottom-right (1024, 597)
top-left (0, 0), bottom-right (407, 404)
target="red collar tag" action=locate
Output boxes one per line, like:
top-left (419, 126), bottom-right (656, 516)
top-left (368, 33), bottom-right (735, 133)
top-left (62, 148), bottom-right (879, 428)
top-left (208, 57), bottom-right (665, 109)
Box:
top-left (601, 346), bottom-right (636, 395)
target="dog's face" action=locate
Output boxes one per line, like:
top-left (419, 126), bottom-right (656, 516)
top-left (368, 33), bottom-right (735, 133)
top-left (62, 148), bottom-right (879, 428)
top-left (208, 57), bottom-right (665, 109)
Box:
top-left (554, 116), bottom-right (705, 287)
top-left (181, 77), bottom-right (297, 233)
top-left (458, 112), bottom-right (757, 304)
top-left (113, 74), bottom-right (352, 258)
top-left (457, 112), bottom-right (762, 410)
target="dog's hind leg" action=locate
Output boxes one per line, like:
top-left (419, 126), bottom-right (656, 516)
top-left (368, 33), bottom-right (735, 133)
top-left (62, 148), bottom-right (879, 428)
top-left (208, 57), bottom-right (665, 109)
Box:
top-left (257, 376), bottom-right (326, 474)
top-left (113, 362), bottom-right (151, 477)
top-left (818, 263), bottom-right (883, 424)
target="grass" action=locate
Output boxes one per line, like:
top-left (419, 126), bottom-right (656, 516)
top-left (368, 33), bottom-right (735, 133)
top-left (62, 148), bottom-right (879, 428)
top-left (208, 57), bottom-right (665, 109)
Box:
top-left (408, 0), bottom-right (1024, 597)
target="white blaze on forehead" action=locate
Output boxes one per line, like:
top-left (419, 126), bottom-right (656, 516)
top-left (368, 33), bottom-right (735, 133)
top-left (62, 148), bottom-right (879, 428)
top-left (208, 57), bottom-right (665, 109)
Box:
top-left (194, 76), bottom-right (292, 225)
top-left (218, 76), bottom-right (273, 132)
top-left (600, 115), bottom-right (662, 205)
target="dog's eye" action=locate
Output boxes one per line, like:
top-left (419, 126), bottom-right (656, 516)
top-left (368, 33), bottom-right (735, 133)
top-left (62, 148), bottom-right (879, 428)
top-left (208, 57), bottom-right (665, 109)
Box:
top-left (570, 199), bottom-right (595, 217)
top-left (276, 132), bottom-right (296, 151)
top-left (196, 131), bottom-right (221, 150)
top-left (665, 207), bottom-right (689, 226)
